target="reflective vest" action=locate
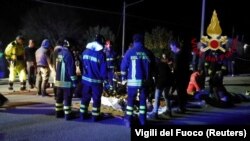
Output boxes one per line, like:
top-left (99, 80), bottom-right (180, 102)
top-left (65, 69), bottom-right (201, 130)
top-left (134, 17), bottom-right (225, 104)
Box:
top-left (5, 41), bottom-right (24, 61)
top-left (104, 47), bottom-right (116, 69)
top-left (121, 42), bottom-right (151, 88)
top-left (55, 47), bottom-right (77, 88)
top-left (81, 42), bottom-right (107, 86)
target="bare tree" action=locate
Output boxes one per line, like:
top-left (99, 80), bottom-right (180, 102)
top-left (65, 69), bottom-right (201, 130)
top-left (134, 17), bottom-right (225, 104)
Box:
top-left (19, 6), bottom-right (84, 46)
top-left (82, 25), bottom-right (115, 45)
top-left (144, 26), bottom-right (173, 57)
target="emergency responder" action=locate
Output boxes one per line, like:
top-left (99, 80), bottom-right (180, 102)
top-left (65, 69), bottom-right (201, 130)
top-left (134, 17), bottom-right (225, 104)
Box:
top-left (187, 71), bottom-right (201, 96)
top-left (186, 70), bottom-right (209, 101)
top-left (25, 39), bottom-right (37, 89)
top-left (80, 34), bottom-right (107, 122)
top-left (35, 39), bottom-right (52, 96)
top-left (121, 33), bottom-right (154, 127)
top-left (5, 35), bottom-right (27, 90)
top-left (103, 39), bottom-right (117, 95)
top-left (51, 39), bottom-right (65, 99)
top-left (54, 39), bottom-right (77, 120)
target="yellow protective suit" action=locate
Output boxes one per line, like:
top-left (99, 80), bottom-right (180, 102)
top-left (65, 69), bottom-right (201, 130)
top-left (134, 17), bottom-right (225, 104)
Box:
top-left (4, 41), bottom-right (26, 82)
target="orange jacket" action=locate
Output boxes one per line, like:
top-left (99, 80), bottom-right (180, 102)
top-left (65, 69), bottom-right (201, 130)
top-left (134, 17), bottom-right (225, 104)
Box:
top-left (187, 71), bottom-right (200, 95)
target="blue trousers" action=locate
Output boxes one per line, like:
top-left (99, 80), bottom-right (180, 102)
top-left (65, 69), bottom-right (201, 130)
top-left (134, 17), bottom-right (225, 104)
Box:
top-left (126, 87), bottom-right (147, 126)
top-left (107, 68), bottom-right (114, 90)
top-left (80, 84), bottom-right (103, 117)
top-left (55, 87), bottom-right (73, 115)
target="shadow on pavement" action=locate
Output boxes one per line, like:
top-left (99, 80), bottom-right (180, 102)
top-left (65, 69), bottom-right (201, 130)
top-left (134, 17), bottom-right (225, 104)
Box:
top-left (74, 112), bottom-right (125, 126)
top-left (0, 103), bottom-right (55, 115)
top-left (1, 102), bottom-right (46, 109)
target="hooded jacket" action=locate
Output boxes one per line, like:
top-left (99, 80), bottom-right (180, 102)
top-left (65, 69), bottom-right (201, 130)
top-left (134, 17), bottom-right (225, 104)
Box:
top-left (81, 41), bottom-right (107, 86)
top-left (35, 39), bottom-right (51, 67)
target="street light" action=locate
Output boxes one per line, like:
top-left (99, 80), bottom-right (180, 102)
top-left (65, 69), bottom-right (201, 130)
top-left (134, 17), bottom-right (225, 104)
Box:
top-left (122, 0), bottom-right (144, 57)
top-left (244, 44), bottom-right (248, 52)
top-left (243, 44), bottom-right (248, 57)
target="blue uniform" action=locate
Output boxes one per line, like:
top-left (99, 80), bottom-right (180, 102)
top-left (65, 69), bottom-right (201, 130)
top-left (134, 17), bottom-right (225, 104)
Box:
top-left (103, 47), bottom-right (117, 91)
top-left (80, 41), bottom-right (107, 120)
top-left (54, 47), bottom-right (77, 120)
top-left (121, 42), bottom-right (153, 126)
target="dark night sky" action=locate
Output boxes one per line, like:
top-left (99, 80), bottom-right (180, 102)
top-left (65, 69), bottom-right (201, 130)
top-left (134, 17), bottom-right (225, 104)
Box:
top-left (0, 0), bottom-right (250, 44)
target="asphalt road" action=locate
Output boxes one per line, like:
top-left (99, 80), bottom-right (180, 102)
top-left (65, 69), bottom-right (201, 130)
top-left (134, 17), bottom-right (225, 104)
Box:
top-left (0, 75), bottom-right (250, 141)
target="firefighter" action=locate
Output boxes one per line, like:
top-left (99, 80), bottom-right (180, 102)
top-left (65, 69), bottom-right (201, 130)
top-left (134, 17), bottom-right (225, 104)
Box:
top-left (5, 35), bottom-right (27, 90)
top-left (80, 34), bottom-right (107, 122)
top-left (54, 39), bottom-right (77, 120)
top-left (103, 39), bottom-right (117, 95)
top-left (121, 34), bottom-right (154, 127)
top-left (51, 39), bottom-right (66, 99)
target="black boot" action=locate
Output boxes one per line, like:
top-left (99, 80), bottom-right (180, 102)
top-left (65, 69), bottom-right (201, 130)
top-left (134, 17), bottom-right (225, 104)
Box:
top-left (92, 115), bottom-right (103, 122)
top-left (56, 111), bottom-right (64, 118)
top-left (80, 113), bottom-right (90, 120)
top-left (8, 82), bottom-right (13, 90)
top-left (20, 81), bottom-right (26, 91)
top-left (65, 112), bottom-right (76, 121)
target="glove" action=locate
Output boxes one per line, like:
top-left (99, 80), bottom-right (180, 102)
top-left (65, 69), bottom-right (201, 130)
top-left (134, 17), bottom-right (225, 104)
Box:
top-left (121, 80), bottom-right (127, 85)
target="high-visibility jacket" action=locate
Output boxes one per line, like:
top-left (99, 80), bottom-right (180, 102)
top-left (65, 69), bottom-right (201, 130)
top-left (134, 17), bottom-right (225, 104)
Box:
top-left (5, 41), bottom-right (24, 60)
top-left (120, 42), bottom-right (152, 88)
top-left (81, 41), bottom-right (107, 86)
top-left (5, 41), bottom-right (25, 68)
top-left (55, 47), bottom-right (77, 88)
top-left (103, 47), bottom-right (116, 69)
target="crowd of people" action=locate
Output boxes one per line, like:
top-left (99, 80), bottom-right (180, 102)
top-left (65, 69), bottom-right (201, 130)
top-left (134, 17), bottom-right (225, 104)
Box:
top-left (0, 33), bottom-right (246, 127)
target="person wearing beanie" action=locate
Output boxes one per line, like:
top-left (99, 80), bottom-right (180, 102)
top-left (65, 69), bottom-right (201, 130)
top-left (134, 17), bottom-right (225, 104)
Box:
top-left (4, 35), bottom-right (27, 91)
top-left (35, 39), bottom-right (52, 96)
